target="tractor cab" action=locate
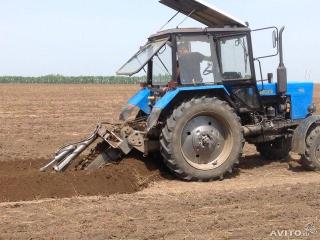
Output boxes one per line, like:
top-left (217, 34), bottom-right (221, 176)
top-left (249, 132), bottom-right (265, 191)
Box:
top-left (117, 0), bottom-right (264, 112)
top-left (117, 28), bottom-right (262, 111)
top-left (117, 28), bottom-right (254, 88)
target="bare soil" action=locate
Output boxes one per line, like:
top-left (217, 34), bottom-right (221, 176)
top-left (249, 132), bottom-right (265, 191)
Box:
top-left (0, 84), bottom-right (320, 239)
top-left (0, 154), bottom-right (164, 202)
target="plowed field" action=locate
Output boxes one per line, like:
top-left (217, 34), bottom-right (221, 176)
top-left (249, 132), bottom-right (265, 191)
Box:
top-left (0, 84), bottom-right (320, 240)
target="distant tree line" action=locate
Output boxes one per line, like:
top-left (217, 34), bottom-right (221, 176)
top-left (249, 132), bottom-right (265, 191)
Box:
top-left (0, 74), bottom-right (146, 84)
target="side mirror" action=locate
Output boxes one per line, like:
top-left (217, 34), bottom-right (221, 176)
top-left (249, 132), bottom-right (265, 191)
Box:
top-left (267, 73), bottom-right (273, 83)
top-left (252, 26), bottom-right (279, 59)
top-left (272, 30), bottom-right (278, 49)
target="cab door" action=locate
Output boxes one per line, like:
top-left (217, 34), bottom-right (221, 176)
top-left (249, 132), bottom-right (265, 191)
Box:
top-left (217, 34), bottom-right (262, 110)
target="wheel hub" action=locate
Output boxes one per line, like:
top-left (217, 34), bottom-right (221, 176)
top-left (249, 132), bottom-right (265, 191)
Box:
top-left (192, 127), bottom-right (219, 152)
top-left (181, 115), bottom-right (229, 169)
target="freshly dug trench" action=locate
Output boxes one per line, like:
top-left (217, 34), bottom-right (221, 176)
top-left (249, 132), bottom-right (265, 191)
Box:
top-left (0, 152), bottom-right (165, 203)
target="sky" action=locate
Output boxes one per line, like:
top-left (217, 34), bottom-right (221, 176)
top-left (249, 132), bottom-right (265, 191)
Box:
top-left (0, 0), bottom-right (319, 82)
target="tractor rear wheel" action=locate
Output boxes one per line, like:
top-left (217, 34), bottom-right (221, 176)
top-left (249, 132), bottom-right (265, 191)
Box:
top-left (160, 97), bottom-right (244, 181)
top-left (255, 137), bottom-right (291, 161)
top-left (301, 126), bottom-right (320, 171)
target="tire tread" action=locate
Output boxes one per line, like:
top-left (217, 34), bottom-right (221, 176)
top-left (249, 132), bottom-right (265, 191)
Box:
top-left (160, 97), bottom-right (244, 181)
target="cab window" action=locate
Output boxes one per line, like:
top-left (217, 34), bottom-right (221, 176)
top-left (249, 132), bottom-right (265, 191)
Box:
top-left (177, 35), bottom-right (222, 85)
top-left (218, 36), bottom-right (252, 80)
top-left (152, 42), bottom-right (172, 86)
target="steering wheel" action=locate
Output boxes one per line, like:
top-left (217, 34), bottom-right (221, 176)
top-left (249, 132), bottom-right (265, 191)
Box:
top-left (203, 62), bottom-right (213, 76)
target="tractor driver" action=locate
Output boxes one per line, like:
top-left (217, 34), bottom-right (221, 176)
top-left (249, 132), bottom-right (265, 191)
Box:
top-left (177, 43), bottom-right (212, 84)
top-left (160, 42), bottom-right (212, 93)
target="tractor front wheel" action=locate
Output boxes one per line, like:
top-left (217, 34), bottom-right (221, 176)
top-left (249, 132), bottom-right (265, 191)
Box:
top-left (301, 126), bottom-right (320, 171)
top-left (160, 97), bottom-right (244, 181)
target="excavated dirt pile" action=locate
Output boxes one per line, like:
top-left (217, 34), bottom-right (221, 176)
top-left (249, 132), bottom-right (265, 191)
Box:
top-left (0, 151), bottom-right (165, 202)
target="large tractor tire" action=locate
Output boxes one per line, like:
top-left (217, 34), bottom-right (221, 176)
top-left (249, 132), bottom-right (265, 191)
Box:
top-left (255, 137), bottom-right (291, 161)
top-left (160, 97), bottom-right (244, 181)
top-left (301, 126), bottom-right (320, 171)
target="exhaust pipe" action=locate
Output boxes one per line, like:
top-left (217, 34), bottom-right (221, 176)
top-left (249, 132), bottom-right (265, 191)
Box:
top-left (277, 26), bottom-right (287, 95)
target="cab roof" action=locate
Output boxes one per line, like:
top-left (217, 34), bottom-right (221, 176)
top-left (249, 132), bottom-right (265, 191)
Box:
top-left (159, 0), bottom-right (247, 28)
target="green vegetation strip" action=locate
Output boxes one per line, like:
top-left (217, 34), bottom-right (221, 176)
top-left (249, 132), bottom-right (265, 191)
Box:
top-left (0, 75), bottom-right (145, 84)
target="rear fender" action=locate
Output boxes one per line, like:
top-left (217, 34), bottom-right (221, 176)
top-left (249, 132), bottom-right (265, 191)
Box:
top-left (147, 85), bottom-right (230, 131)
top-left (291, 115), bottom-right (320, 154)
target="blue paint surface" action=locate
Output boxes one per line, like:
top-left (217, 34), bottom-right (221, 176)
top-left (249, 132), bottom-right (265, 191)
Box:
top-left (128, 88), bottom-right (151, 114)
top-left (154, 85), bottom-right (228, 109)
top-left (258, 82), bottom-right (314, 120)
top-left (128, 83), bottom-right (314, 120)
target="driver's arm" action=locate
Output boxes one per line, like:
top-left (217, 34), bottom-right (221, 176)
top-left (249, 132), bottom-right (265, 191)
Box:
top-left (202, 55), bottom-right (212, 62)
top-left (194, 52), bottom-right (212, 62)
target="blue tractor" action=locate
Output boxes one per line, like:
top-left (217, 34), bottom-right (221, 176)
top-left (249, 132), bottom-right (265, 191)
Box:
top-left (41, 0), bottom-right (320, 181)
